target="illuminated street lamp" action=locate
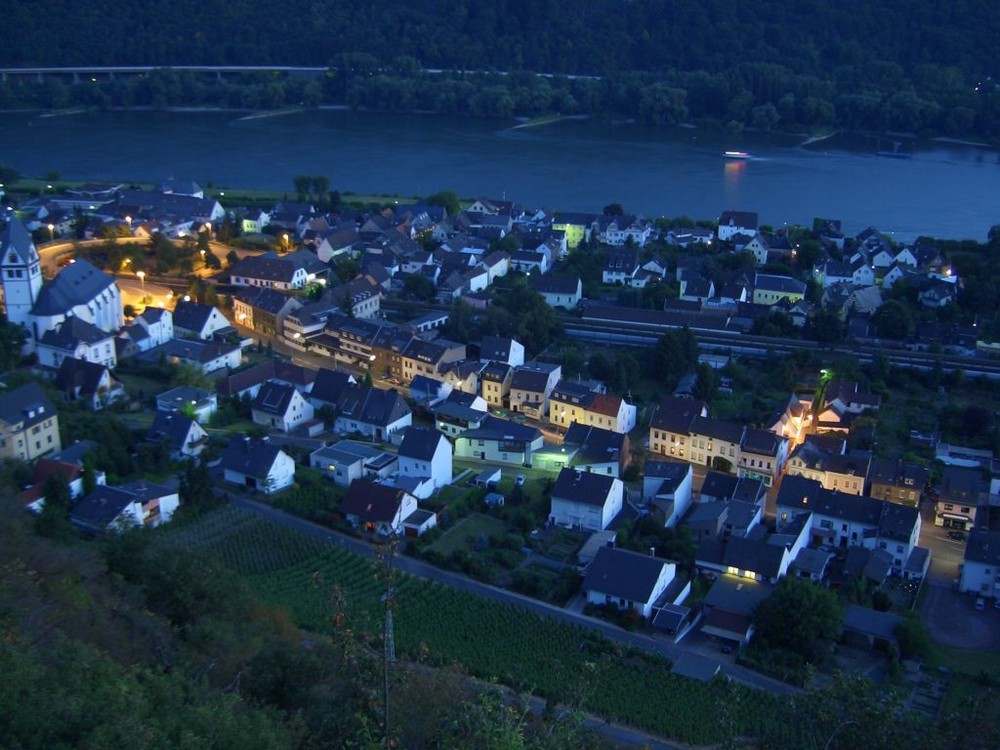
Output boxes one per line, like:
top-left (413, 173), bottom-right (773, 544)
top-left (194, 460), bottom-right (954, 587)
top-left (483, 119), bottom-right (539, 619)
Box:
top-left (125, 215), bottom-right (132, 230)
top-left (47, 223), bottom-right (54, 241)
top-left (282, 233), bottom-right (290, 252)
top-left (136, 270), bottom-right (146, 289)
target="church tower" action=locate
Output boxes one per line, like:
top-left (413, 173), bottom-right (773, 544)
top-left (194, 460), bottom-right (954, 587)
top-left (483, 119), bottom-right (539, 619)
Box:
top-left (1, 216), bottom-right (44, 340)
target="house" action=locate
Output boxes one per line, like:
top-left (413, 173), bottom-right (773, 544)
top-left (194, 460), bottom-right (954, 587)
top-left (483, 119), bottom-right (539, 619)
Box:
top-left (219, 435), bottom-right (296, 494)
top-left (146, 410), bottom-right (208, 458)
top-left (333, 385), bottom-right (412, 441)
top-left (509, 363), bottom-right (561, 419)
top-left (776, 475), bottom-right (922, 575)
top-left (549, 467), bottom-right (624, 532)
top-left (122, 306), bottom-right (173, 351)
top-left (696, 535), bottom-right (795, 585)
top-left (647, 396), bottom-right (708, 460)
top-left (479, 361), bottom-right (513, 409)
top-left (562, 422), bottom-right (630, 477)
top-left (583, 546), bottom-right (680, 618)
top-left (52, 357), bottom-right (125, 410)
top-left (0, 382), bottom-right (61, 461)
top-left (340, 479), bottom-right (419, 536)
top-left (934, 465), bottom-right (987, 530)
top-left (233, 287), bottom-right (303, 338)
top-left (699, 472), bottom-right (765, 506)
top-left (700, 574), bottom-right (773, 647)
top-left (601, 247), bottom-right (641, 285)
top-left (752, 273), bottom-right (806, 305)
top-left (477, 335), bottom-right (525, 367)
top-left (642, 460), bottom-right (694, 527)
top-left (453, 416), bottom-right (543, 466)
top-left (531, 275), bottom-right (583, 308)
top-left (745, 234), bottom-right (770, 265)
top-left (687, 417), bottom-right (745, 473)
top-left (400, 338), bottom-right (466, 383)
top-left (737, 428), bottom-right (789, 487)
top-left (140, 338), bottom-right (243, 374)
top-left (868, 459), bottom-right (927, 506)
top-left (155, 385), bottom-right (217, 423)
top-left (36, 317), bottom-right (117, 370)
top-left (717, 211), bottom-right (758, 242)
top-left (396, 427), bottom-right (452, 498)
top-left (228, 249), bottom-right (325, 290)
top-left (768, 393), bottom-right (811, 445)
top-left (408, 375), bottom-right (452, 408)
top-left (958, 530), bottom-right (1000, 598)
top-left (548, 380), bottom-right (637, 434)
top-left (171, 299), bottom-right (231, 340)
top-left (551, 212), bottom-right (595, 249)
top-left (918, 283), bottom-right (956, 308)
top-left (251, 379), bottom-right (315, 432)
top-left (69, 480), bottom-right (179, 534)
top-left (309, 440), bottom-right (398, 487)
top-left (786, 442), bottom-right (871, 496)
top-left (432, 390), bottom-right (489, 438)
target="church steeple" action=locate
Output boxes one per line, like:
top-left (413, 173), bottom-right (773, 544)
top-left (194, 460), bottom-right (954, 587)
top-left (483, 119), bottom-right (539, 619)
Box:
top-left (1, 216), bottom-right (43, 336)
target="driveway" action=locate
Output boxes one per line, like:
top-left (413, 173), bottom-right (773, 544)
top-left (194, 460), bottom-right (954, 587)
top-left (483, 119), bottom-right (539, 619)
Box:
top-left (918, 582), bottom-right (1000, 650)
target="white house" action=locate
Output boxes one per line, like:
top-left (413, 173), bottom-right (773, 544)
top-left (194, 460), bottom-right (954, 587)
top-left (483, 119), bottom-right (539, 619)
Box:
top-left (478, 335), bottom-right (525, 367)
top-left (717, 211), bottom-right (758, 242)
top-left (171, 300), bottom-right (231, 340)
top-left (643, 460), bottom-right (694, 528)
top-left (396, 427), bottom-right (452, 499)
top-left (454, 416), bottom-right (544, 466)
top-left (155, 385), bottom-right (217, 423)
top-left (531, 275), bottom-right (583, 309)
top-left (309, 440), bottom-right (398, 487)
top-left (146, 411), bottom-right (208, 459)
top-left (583, 546), bottom-right (680, 618)
top-left (549, 468), bottom-right (624, 532)
top-left (69, 480), bottom-right (179, 534)
top-left (125, 306), bottom-right (174, 351)
top-left (958, 530), bottom-right (1000, 598)
top-left (251, 379), bottom-right (315, 432)
top-left (219, 435), bottom-right (296, 494)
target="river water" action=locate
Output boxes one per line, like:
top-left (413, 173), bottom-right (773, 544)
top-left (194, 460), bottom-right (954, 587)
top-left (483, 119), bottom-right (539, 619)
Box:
top-left (2, 108), bottom-right (998, 242)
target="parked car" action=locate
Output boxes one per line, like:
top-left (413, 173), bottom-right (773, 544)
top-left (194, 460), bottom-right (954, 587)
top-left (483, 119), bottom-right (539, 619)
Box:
top-left (515, 474), bottom-right (526, 486)
top-left (947, 530), bottom-right (967, 541)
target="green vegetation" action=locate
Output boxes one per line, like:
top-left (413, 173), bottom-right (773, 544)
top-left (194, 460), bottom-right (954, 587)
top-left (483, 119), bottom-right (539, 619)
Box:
top-left (3, 2), bottom-right (999, 141)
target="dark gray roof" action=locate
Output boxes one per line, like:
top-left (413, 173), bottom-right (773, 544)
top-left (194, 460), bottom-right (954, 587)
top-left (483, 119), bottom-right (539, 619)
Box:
top-left (702, 574), bottom-right (772, 616)
top-left (564, 423), bottom-right (625, 465)
top-left (458, 415), bottom-right (540, 443)
top-left (31, 258), bottom-right (116, 316)
top-left (722, 537), bottom-right (786, 580)
top-left (480, 361), bottom-right (512, 382)
top-left (479, 335), bottom-right (517, 361)
top-left (531, 274), bottom-right (580, 295)
top-left (310, 368), bottom-right (357, 405)
top-left (964, 530), bottom-right (1000, 567)
top-left (0, 382), bottom-right (56, 430)
top-left (843, 604), bottom-right (902, 642)
top-left (691, 416), bottom-right (745, 444)
top-left (142, 338), bottom-right (239, 365)
top-left (148, 410), bottom-right (200, 449)
top-left (510, 366), bottom-right (552, 392)
top-left (649, 396), bottom-right (706, 434)
top-left (740, 427), bottom-right (783, 456)
top-left (398, 426), bottom-right (445, 461)
top-left (39, 317), bottom-right (112, 349)
top-left (171, 300), bottom-right (220, 333)
top-left (219, 435), bottom-right (286, 479)
top-left (233, 287), bottom-right (300, 315)
top-left (340, 479), bottom-right (407, 523)
top-left (793, 547), bottom-right (832, 576)
top-left (252, 380), bottom-right (298, 415)
top-left (552, 467), bottom-right (616, 506)
top-left (583, 546), bottom-right (670, 603)
top-left (69, 485), bottom-right (138, 532)
top-left (754, 273), bottom-right (806, 294)
top-left (644, 459), bottom-right (690, 482)
top-left (337, 385), bottom-right (410, 427)
top-left (550, 379), bottom-right (597, 407)
top-left (53, 356), bottom-right (108, 397)
top-left (869, 458), bottom-right (927, 489)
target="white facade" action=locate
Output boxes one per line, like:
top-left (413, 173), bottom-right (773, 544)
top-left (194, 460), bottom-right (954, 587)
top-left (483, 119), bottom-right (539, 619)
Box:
top-left (223, 450), bottom-right (296, 494)
top-left (586, 560), bottom-right (675, 619)
top-left (252, 389), bottom-right (315, 432)
top-left (397, 433), bottom-right (453, 498)
top-left (550, 478), bottom-right (624, 532)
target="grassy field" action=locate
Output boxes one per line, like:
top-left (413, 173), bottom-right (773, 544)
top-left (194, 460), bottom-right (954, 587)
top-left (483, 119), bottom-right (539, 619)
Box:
top-left (153, 505), bottom-right (791, 745)
top-left (429, 512), bottom-right (508, 556)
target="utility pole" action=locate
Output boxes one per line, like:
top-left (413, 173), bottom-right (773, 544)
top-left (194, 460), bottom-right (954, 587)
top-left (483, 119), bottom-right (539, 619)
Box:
top-left (377, 535), bottom-right (398, 750)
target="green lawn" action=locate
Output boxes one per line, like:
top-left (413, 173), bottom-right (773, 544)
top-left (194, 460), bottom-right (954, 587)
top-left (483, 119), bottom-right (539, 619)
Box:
top-left (929, 645), bottom-right (1000, 677)
top-left (430, 513), bottom-right (508, 556)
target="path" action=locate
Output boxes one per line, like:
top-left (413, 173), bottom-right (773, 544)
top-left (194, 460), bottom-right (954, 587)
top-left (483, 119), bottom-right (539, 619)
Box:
top-left (229, 495), bottom-right (799, 698)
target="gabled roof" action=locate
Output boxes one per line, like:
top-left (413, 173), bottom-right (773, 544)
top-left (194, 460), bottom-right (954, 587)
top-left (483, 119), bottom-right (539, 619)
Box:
top-left (583, 546), bottom-right (671, 603)
top-left (219, 435), bottom-right (288, 479)
top-left (753, 273), bottom-right (806, 295)
top-left (148, 410), bottom-right (201, 449)
top-left (252, 380), bottom-right (299, 415)
top-left (337, 385), bottom-right (410, 427)
top-left (564, 423), bottom-right (625, 464)
top-left (965, 530), bottom-right (1000, 567)
top-left (234, 287), bottom-right (302, 315)
top-left (531, 274), bottom-right (581, 295)
top-left (479, 335), bottom-right (518, 362)
top-left (340, 479), bottom-right (409, 523)
top-left (53, 356), bottom-right (108, 397)
top-left (458, 415), bottom-right (540, 443)
top-left (690, 416), bottom-right (745, 444)
top-left (719, 210), bottom-right (758, 228)
top-left (551, 468), bottom-right (617, 506)
top-left (171, 299), bottom-right (221, 333)
top-left (0, 382), bottom-right (56, 430)
top-left (32, 259), bottom-right (116, 316)
top-left (309, 367), bottom-right (357, 404)
top-left (649, 396), bottom-right (706, 434)
top-left (39, 317), bottom-right (113, 350)
top-left (69, 485), bottom-right (139, 531)
top-left (643, 459), bottom-right (691, 489)
top-left (740, 427), bottom-right (784, 456)
top-left (398, 426), bottom-right (446, 461)
top-left (510, 365), bottom-right (555, 392)
top-left (1, 215), bottom-right (38, 264)
top-left (722, 537), bottom-right (786, 580)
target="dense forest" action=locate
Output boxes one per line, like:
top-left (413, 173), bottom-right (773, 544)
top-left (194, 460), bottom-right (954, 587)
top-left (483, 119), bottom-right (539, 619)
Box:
top-left (2, 0), bottom-right (1000, 139)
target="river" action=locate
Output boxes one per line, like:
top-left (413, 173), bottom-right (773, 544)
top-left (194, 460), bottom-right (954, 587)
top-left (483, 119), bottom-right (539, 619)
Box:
top-left (2, 108), bottom-right (998, 242)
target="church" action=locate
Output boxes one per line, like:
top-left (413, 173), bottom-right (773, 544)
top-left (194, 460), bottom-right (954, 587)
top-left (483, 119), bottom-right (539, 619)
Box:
top-left (1, 217), bottom-right (123, 355)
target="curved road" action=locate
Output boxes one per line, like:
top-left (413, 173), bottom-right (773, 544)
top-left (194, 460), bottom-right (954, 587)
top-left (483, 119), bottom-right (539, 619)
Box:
top-left (229, 495), bottom-right (802, 704)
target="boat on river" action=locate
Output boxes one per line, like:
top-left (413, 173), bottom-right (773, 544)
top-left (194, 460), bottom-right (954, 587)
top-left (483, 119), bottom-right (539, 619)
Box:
top-left (724, 150), bottom-right (751, 159)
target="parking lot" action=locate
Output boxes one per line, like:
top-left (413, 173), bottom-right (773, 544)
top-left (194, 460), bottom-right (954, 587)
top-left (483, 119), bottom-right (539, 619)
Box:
top-left (918, 583), bottom-right (1000, 650)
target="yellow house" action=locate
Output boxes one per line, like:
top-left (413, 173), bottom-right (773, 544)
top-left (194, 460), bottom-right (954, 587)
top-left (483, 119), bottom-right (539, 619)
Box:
top-left (752, 273), bottom-right (807, 306)
top-left (551, 212), bottom-right (595, 250)
top-left (0, 382), bottom-right (61, 462)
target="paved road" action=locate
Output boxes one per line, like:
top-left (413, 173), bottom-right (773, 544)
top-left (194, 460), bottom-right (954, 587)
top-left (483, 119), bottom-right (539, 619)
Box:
top-left (228, 494), bottom-right (799, 700)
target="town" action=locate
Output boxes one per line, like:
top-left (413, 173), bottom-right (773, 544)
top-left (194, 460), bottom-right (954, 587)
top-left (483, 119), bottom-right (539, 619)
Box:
top-left (1, 176), bottom-right (999, 747)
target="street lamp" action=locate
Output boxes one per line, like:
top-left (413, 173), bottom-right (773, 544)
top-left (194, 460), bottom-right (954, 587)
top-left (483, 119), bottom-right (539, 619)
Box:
top-left (136, 270), bottom-right (145, 289)
top-left (125, 215), bottom-right (132, 230)
top-left (203, 222), bottom-right (212, 237)
top-left (47, 224), bottom-right (54, 241)
top-left (282, 233), bottom-right (289, 252)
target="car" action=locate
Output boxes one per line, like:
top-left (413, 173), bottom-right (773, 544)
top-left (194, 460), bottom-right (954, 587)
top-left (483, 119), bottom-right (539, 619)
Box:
top-left (975, 597), bottom-right (986, 612)
top-left (947, 530), bottom-right (967, 541)
top-left (515, 474), bottom-right (526, 486)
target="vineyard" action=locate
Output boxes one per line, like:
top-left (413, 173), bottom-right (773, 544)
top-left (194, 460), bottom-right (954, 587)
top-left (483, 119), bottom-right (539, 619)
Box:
top-left (154, 506), bottom-right (792, 745)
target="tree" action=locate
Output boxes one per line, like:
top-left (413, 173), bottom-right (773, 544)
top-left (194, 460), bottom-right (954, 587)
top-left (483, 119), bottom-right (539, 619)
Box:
top-left (602, 202), bottom-right (624, 216)
top-left (171, 362), bottom-right (213, 390)
top-left (35, 474), bottom-right (74, 540)
top-left (401, 273), bottom-right (436, 301)
top-left (293, 174), bottom-right (311, 202)
top-left (651, 326), bottom-right (698, 390)
top-left (0, 314), bottom-right (27, 371)
top-left (894, 612), bottom-right (932, 660)
top-left (871, 299), bottom-right (913, 339)
top-left (693, 361), bottom-right (717, 401)
top-left (310, 175), bottom-right (329, 207)
top-left (753, 577), bottom-right (843, 666)
top-left (178, 460), bottom-right (217, 514)
top-left (425, 190), bottom-right (461, 217)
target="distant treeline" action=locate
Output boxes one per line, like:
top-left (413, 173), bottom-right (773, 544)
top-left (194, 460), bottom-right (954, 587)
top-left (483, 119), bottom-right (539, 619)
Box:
top-left (2, 0), bottom-right (999, 139)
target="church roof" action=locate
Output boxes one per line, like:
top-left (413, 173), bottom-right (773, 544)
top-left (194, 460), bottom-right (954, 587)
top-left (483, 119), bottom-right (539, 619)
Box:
top-left (31, 259), bottom-right (116, 316)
